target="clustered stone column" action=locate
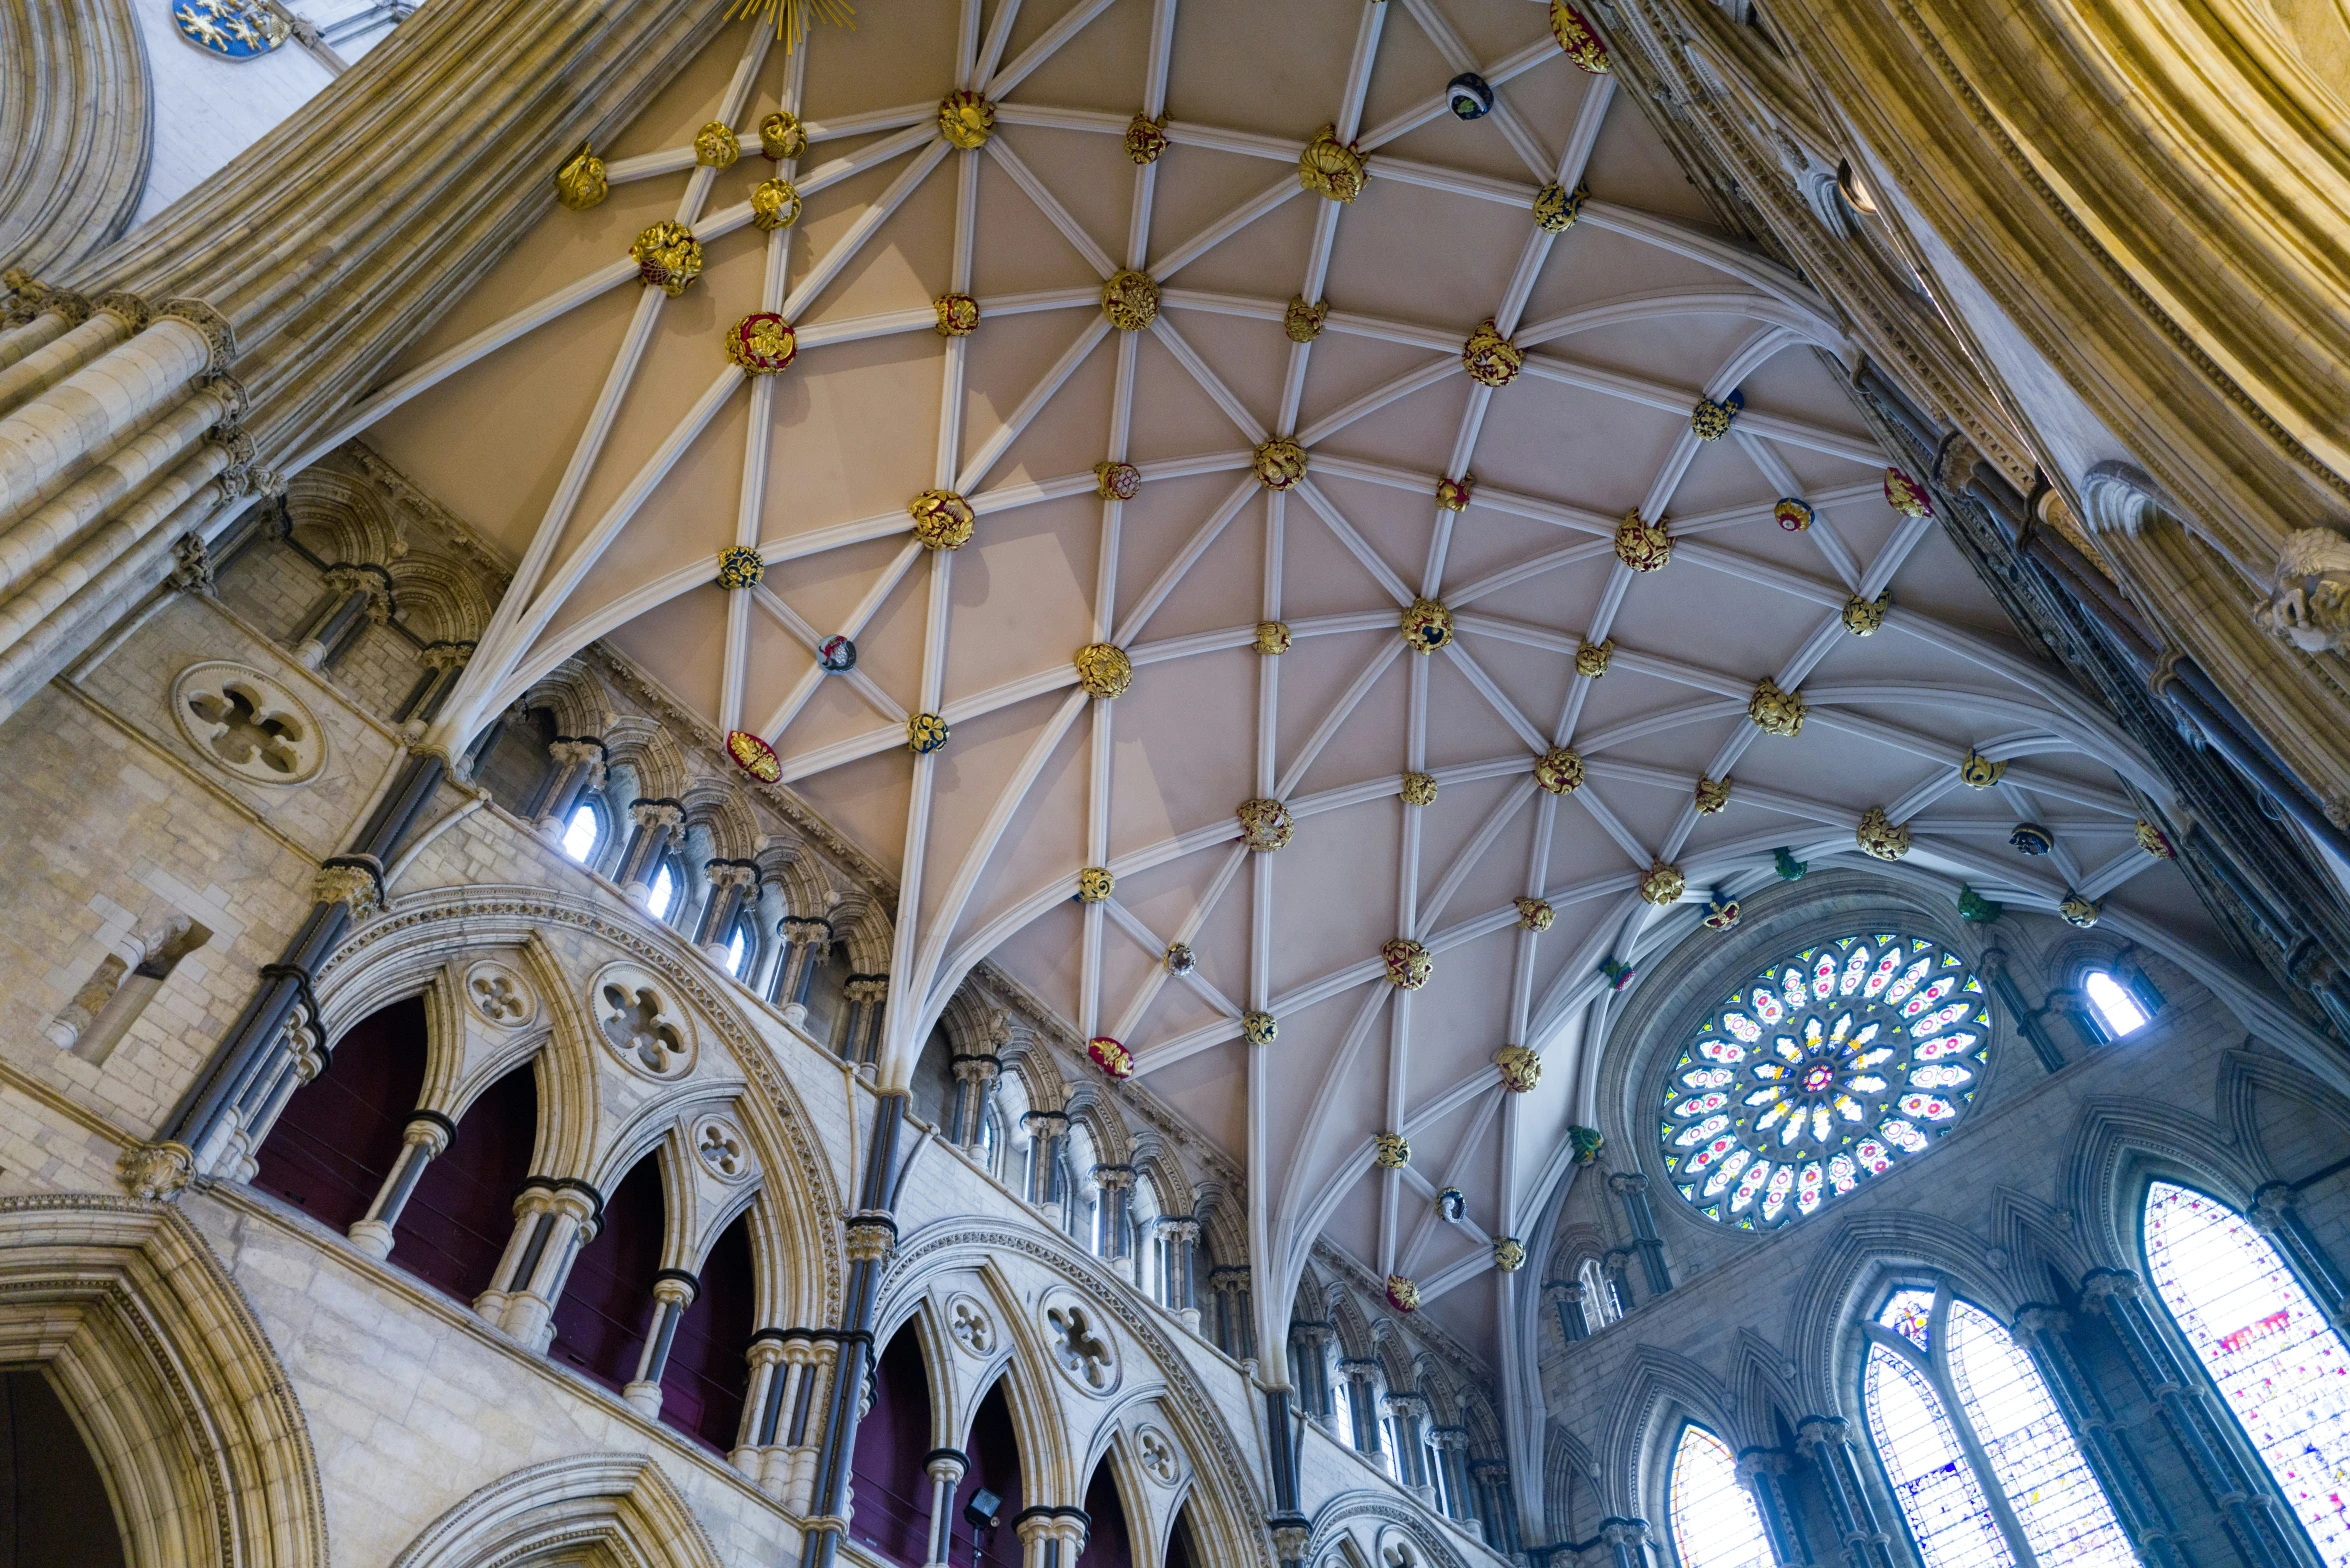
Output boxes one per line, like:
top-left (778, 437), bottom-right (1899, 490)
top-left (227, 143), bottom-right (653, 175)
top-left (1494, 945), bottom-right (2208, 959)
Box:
top-left (1338, 1359), bottom-right (1384, 1455)
top-left (395, 639), bottom-right (475, 725)
top-left (615, 798), bottom-right (684, 900)
top-left (290, 560), bottom-right (393, 668)
top-left (1470, 1461), bottom-right (1521, 1555)
top-left (920, 1447), bottom-right (967, 1568)
top-left (1734, 1447), bottom-right (1813, 1568)
top-left (475, 1177), bottom-right (602, 1352)
top-left (1158, 1217), bottom-right (1199, 1326)
top-left (2249, 1181), bottom-right (2350, 1317)
top-left (1546, 1278), bottom-right (1589, 1342)
top-left (1093, 1164), bottom-right (1135, 1271)
top-left (1209, 1264), bottom-right (1254, 1359)
top-left (2080, 1268), bottom-right (2310, 1567)
top-left (528, 736), bottom-right (608, 839)
top-left (840, 974), bottom-right (889, 1067)
top-left (622, 1269), bottom-right (700, 1417)
top-left (1608, 1172), bottom-right (1673, 1297)
top-left (693, 859), bottom-right (761, 962)
top-left (1289, 1320), bottom-right (1334, 1424)
top-left (1599, 1518), bottom-right (1647, 1568)
top-left (1013, 1508), bottom-right (1087, 1568)
top-left (2006, 1305), bottom-right (2188, 1566)
top-left (0, 288), bottom-right (265, 726)
top-left (1383, 1391), bottom-right (1432, 1498)
top-left (1427, 1426), bottom-right (1476, 1528)
top-left (948, 1051), bottom-right (1001, 1148)
top-left (734, 1327), bottom-right (829, 1508)
top-left (347, 1109), bottom-right (455, 1258)
top-left (195, 977), bottom-right (325, 1182)
top-left (1021, 1109), bottom-right (1068, 1210)
top-left (1796, 1416), bottom-right (1900, 1568)
top-left (772, 916), bottom-right (834, 1023)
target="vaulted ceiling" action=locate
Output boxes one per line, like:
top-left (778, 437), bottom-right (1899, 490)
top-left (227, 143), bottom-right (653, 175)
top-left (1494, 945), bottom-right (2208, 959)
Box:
top-left (357, 0), bottom-right (2222, 1368)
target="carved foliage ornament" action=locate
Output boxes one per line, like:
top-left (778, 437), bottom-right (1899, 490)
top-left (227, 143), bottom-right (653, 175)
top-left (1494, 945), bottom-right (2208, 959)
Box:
top-left (1695, 776), bottom-right (1731, 814)
top-left (1614, 509), bottom-right (1672, 572)
top-left (1243, 1010), bottom-right (1278, 1045)
top-left (1496, 1044), bottom-right (1541, 1093)
top-left (1435, 474), bottom-right (1474, 512)
top-left (632, 222), bottom-right (703, 295)
top-left (1549, 0), bottom-right (1611, 71)
top-left (1690, 390), bottom-right (1743, 441)
top-left (1856, 806), bottom-right (1910, 861)
top-left (908, 712), bottom-right (951, 754)
top-left (1401, 772), bottom-right (1438, 806)
top-left (1400, 597), bottom-right (1454, 653)
top-left (1075, 643), bottom-right (1133, 699)
top-left (1381, 937), bottom-right (1432, 990)
top-left (1493, 1237), bottom-right (1527, 1272)
top-left (1102, 270), bottom-right (1160, 331)
top-left (1575, 637), bottom-right (1614, 678)
top-left (760, 110), bottom-right (808, 161)
top-left (695, 121), bottom-right (741, 168)
top-left (1283, 297), bottom-right (1328, 343)
top-left (751, 178), bottom-right (803, 231)
top-left (727, 313), bottom-right (797, 374)
top-left (1461, 320), bottom-right (1523, 388)
top-left (1841, 591), bottom-right (1893, 636)
top-left (1238, 796), bottom-right (1294, 852)
top-left (1373, 1131), bottom-right (1411, 1168)
top-left (1534, 745), bottom-right (1584, 795)
top-left (1299, 125), bottom-right (1367, 203)
top-left (1533, 179), bottom-right (1589, 232)
top-left (935, 293), bottom-right (980, 336)
top-left (1958, 749), bottom-right (2006, 789)
top-left (1254, 620), bottom-right (1292, 655)
top-left (939, 90), bottom-right (995, 149)
top-left (1640, 861), bottom-right (1686, 906)
top-left (1748, 677), bottom-right (1805, 737)
top-left (910, 488), bottom-right (976, 550)
top-left (1253, 437), bottom-right (1309, 490)
top-left (556, 143), bottom-right (608, 210)
top-left (1515, 896), bottom-right (1554, 932)
top-left (1077, 866), bottom-right (1115, 903)
top-left (716, 545), bottom-right (766, 589)
top-left (1125, 113), bottom-right (1170, 164)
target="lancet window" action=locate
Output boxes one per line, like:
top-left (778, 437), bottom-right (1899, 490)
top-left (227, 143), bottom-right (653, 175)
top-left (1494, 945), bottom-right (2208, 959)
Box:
top-left (1667, 1423), bottom-right (1773, 1568)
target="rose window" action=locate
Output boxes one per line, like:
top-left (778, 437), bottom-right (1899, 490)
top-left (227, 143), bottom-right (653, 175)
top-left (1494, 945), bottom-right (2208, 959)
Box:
top-left (1659, 933), bottom-right (1992, 1229)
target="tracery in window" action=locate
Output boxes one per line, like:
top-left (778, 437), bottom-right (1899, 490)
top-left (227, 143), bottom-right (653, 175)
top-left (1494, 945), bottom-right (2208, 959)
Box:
top-left (1862, 1288), bottom-right (2134, 1568)
top-left (646, 860), bottom-right (679, 922)
top-left (1578, 1256), bottom-right (1621, 1329)
top-left (560, 799), bottom-right (603, 862)
top-left (1662, 933), bottom-right (1991, 1229)
top-left (2081, 971), bottom-right (2149, 1038)
top-left (2144, 1182), bottom-right (2350, 1565)
top-left (1668, 1423), bottom-right (1773, 1568)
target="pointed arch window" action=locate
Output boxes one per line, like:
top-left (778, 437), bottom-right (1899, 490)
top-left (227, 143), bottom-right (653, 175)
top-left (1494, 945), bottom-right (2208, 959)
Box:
top-left (560, 798), bottom-right (604, 862)
top-left (1668, 1423), bottom-right (1773, 1568)
top-left (646, 859), bottom-right (681, 923)
top-left (2143, 1182), bottom-right (2350, 1566)
top-left (1861, 1286), bottom-right (2135, 1568)
top-left (1661, 933), bottom-right (1991, 1230)
top-left (1578, 1256), bottom-right (1621, 1329)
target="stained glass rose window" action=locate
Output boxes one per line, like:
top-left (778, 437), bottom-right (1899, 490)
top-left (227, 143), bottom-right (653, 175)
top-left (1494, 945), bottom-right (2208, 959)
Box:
top-left (1659, 932), bottom-right (1991, 1229)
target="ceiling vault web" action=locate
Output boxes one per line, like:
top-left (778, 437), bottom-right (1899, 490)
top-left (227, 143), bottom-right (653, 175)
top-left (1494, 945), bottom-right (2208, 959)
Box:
top-left (347, 0), bottom-right (2288, 1479)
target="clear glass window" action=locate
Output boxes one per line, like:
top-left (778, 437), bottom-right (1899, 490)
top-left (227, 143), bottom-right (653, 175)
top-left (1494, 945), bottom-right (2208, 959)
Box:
top-left (1862, 1286), bottom-right (2133, 1568)
top-left (2081, 971), bottom-right (2149, 1038)
top-left (1579, 1256), bottom-right (1621, 1329)
top-left (2144, 1182), bottom-right (2350, 1566)
top-left (560, 799), bottom-right (602, 862)
top-left (646, 860), bottom-right (679, 921)
top-left (725, 921), bottom-right (752, 977)
top-left (1668, 1423), bottom-right (1774, 1568)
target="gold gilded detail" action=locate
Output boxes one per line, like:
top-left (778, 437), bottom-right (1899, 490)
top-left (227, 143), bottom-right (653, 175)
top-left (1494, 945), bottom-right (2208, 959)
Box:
top-left (1534, 746), bottom-right (1584, 795)
top-left (1575, 637), bottom-right (1614, 678)
top-left (1614, 509), bottom-right (1671, 572)
top-left (555, 143), bottom-right (608, 210)
top-left (909, 489), bottom-right (977, 550)
top-left (1496, 1044), bottom-right (1541, 1092)
top-left (1533, 179), bottom-right (1588, 231)
top-left (935, 293), bottom-right (981, 336)
top-left (1299, 124), bottom-right (1367, 203)
top-left (1841, 591), bottom-right (1893, 636)
top-left (1748, 677), bottom-right (1805, 737)
top-left (1125, 112), bottom-right (1169, 164)
top-left (1856, 806), bottom-right (1911, 860)
top-left (939, 90), bottom-right (995, 149)
top-left (751, 177), bottom-right (803, 231)
top-left (1102, 269), bottom-right (1160, 331)
top-left (1075, 643), bottom-right (1134, 699)
top-left (631, 222), bottom-right (703, 296)
top-left (695, 121), bottom-right (741, 168)
top-left (1401, 597), bottom-right (1454, 653)
top-left (1253, 437), bottom-right (1308, 491)
top-left (1461, 319), bottom-right (1523, 387)
top-left (1254, 621), bottom-right (1292, 655)
top-left (1639, 861), bottom-right (1686, 906)
top-left (1238, 797), bottom-right (1294, 852)
top-left (1077, 866), bottom-right (1115, 903)
top-left (1514, 896), bottom-right (1554, 932)
top-left (1283, 297), bottom-right (1327, 342)
top-left (1401, 772), bottom-right (1438, 807)
top-left (1694, 776), bottom-right (1731, 814)
top-left (760, 110), bottom-right (808, 161)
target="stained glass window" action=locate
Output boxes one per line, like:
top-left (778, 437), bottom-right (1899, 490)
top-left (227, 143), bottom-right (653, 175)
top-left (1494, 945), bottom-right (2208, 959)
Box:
top-left (1668, 1424), bottom-right (1773, 1568)
top-left (1864, 1287), bottom-right (2135, 1568)
top-left (2144, 1182), bottom-right (2350, 1565)
top-left (1661, 933), bottom-right (1992, 1229)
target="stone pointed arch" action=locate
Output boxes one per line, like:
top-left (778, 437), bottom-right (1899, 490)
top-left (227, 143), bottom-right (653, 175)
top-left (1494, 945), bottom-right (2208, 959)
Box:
top-left (389, 1451), bottom-right (721, 1568)
top-left (0, 1196), bottom-right (327, 1568)
top-left (1597, 1343), bottom-right (1744, 1517)
top-left (2059, 1095), bottom-right (2269, 1274)
top-left (1301, 1491), bottom-right (1467, 1568)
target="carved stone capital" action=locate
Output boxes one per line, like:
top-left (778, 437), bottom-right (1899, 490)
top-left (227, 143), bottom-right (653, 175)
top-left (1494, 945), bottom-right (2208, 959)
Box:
top-left (158, 297), bottom-right (237, 372)
top-left (93, 290), bottom-right (151, 331)
top-left (118, 1140), bottom-right (195, 1201)
top-left (845, 1211), bottom-right (898, 1264)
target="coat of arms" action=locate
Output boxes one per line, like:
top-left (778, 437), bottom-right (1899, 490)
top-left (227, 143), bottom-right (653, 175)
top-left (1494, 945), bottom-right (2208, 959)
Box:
top-left (171, 0), bottom-right (291, 59)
